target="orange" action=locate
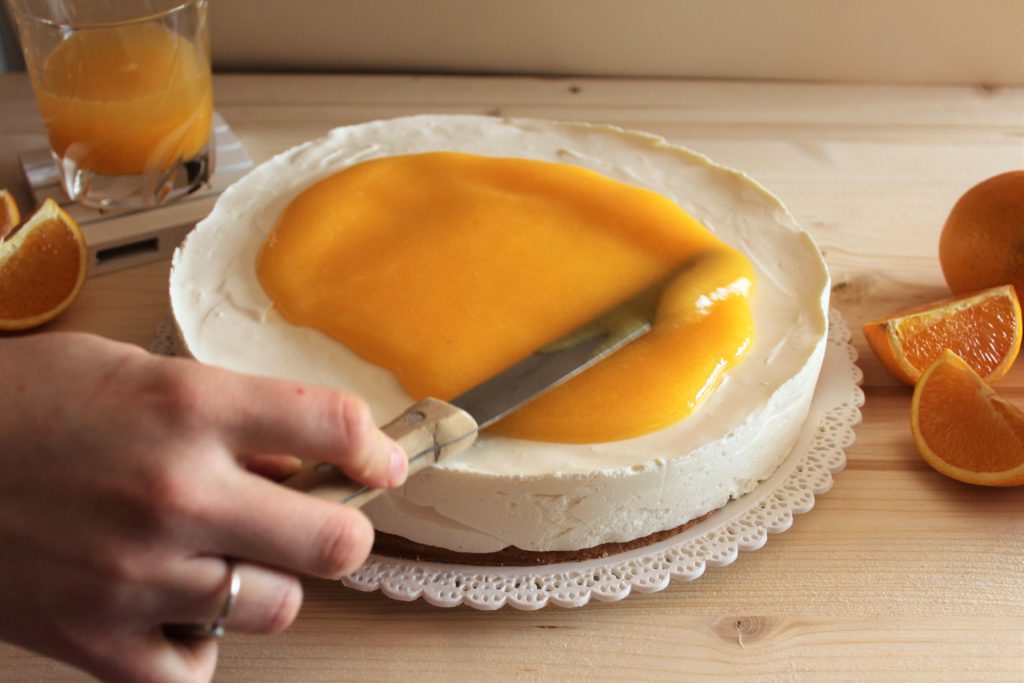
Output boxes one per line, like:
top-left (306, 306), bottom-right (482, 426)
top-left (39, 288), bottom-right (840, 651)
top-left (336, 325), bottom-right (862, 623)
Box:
top-left (0, 198), bottom-right (88, 331)
top-left (0, 189), bottom-right (18, 239)
top-left (939, 170), bottom-right (1024, 300)
top-left (862, 285), bottom-right (1022, 385)
top-left (911, 349), bottom-right (1024, 487)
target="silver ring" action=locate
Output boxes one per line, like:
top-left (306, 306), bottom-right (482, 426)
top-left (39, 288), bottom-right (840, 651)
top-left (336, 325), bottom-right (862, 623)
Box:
top-left (165, 558), bottom-right (241, 640)
top-left (207, 557), bottom-right (241, 637)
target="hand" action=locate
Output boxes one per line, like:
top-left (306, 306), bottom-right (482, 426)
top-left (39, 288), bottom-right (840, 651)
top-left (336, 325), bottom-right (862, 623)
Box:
top-left (0, 332), bottom-right (407, 682)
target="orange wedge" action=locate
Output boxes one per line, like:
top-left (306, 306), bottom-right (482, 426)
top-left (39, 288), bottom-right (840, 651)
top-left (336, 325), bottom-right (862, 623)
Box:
top-left (0, 198), bottom-right (88, 331)
top-left (862, 285), bottom-right (1022, 385)
top-left (0, 189), bottom-right (19, 239)
top-left (912, 349), bottom-right (1024, 486)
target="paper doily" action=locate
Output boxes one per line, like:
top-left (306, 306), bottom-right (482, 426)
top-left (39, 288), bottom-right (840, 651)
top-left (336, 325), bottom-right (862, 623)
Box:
top-left (339, 308), bottom-right (863, 610)
top-left (150, 308), bottom-right (863, 610)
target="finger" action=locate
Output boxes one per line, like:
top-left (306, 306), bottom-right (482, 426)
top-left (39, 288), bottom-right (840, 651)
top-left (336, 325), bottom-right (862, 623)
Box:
top-left (200, 367), bottom-right (407, 489)
top-left (160, 633), bottom-right (219, 683)
top-left (162, 557), bottom-right (302, 635)
top-left (81, 627), bottom-right (217, 683)
top-left (204, 475), bottom-right (375, 580)
top-left (242, 453), bottom-right (302, 481)
top-left (222, 564), bottom-right (302, 635)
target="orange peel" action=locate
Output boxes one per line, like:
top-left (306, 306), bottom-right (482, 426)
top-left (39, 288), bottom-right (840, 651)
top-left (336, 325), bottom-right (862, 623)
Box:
top-left (0, 189), bottom-right (19, 239)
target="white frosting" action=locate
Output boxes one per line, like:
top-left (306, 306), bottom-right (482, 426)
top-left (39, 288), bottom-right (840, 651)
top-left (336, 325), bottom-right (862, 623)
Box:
top-left (170, 115), bottom-right (829, 553)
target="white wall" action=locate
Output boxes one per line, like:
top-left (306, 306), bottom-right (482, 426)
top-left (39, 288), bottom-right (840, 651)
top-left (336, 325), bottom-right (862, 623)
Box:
top-left (209, 0), bottom-right (1024, 85)
top-left (4, 1), bottom-right (1023, 84)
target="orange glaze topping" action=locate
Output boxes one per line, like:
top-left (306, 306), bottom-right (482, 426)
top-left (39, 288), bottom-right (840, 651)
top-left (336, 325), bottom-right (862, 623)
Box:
top-left (257, 152), bottom-right (755, 442)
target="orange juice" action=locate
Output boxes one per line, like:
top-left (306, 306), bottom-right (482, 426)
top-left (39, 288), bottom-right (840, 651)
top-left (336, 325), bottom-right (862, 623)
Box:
top-left (30, 23), bottom-right (212, 176)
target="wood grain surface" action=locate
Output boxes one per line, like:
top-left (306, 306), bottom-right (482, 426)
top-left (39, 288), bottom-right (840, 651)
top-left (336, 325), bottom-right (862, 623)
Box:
top-left (1, 73), bottom-right (1022, 682)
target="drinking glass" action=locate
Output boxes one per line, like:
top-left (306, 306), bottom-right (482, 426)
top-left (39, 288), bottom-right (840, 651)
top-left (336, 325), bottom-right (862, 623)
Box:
top-left (7, 0), bottom-right (214, 210)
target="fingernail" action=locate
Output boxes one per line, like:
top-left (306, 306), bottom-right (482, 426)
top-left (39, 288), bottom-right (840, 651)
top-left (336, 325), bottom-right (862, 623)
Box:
top-left (388, 445), bottom-right (408, 487)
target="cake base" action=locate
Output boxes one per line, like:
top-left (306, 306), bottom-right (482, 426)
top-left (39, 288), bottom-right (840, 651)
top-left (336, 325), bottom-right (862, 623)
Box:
top-left (372, 511), bottom-right (716, 567)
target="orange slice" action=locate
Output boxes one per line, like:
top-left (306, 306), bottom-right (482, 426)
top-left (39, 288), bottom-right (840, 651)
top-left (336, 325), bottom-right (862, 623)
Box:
top-left (862, 285), bottom-right (1022, 385)
top-left (0, 189), bottom-right (19, 239)
top-left (0, 198), bottom-right (88, 331)
top-left (911, 349), bottom-right (1024, 486)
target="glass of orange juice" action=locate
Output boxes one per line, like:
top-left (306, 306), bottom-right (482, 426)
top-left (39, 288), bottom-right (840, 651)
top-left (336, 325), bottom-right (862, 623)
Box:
top-left (7, 0), bottom-right (214, 210)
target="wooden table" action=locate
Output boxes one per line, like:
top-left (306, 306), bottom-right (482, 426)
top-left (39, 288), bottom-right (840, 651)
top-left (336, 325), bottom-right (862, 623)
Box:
top-left (2, 73), bottom-right (1023, 682)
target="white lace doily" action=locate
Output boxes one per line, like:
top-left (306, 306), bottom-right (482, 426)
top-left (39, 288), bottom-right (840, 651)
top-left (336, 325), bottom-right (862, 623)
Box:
top-left (150, 308), bottom-right (863, 611)
top-left (340, 308), bottom-right (863, 610)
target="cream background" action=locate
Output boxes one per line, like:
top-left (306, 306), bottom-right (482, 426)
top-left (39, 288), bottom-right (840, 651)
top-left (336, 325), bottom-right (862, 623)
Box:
top-left (207, 0), bottom-right (1024, 85)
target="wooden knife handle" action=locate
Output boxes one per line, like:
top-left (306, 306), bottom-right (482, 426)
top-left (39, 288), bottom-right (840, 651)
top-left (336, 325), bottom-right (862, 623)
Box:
top-left (280, 397), bottom-right (478, 508)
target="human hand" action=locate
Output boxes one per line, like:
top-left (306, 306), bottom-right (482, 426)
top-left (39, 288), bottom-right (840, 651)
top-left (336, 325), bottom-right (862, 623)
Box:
top-left (0, 332), bottom-right (407, 682)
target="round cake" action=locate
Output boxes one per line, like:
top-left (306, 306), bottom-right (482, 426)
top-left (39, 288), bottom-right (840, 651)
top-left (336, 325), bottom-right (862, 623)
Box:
top-left (170, 115), bottom-right (830, 564)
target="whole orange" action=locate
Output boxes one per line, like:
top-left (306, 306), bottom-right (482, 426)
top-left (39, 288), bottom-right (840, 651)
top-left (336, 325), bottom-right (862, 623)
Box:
top-left (940, 170), bottom-right (1024, 299)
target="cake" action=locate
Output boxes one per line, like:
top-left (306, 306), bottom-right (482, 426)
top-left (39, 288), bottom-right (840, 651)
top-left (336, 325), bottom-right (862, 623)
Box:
top-left (170, 115), bottom-right (830, 564)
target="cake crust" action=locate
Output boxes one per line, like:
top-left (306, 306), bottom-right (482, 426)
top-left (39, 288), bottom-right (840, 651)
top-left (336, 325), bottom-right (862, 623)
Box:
top-left (372, 511), bottom-right (715, 567)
